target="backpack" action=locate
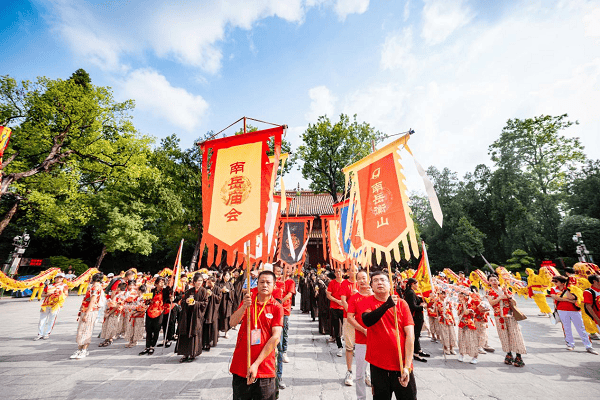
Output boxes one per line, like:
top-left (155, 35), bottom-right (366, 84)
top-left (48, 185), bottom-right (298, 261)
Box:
top-left (583, 288), bottom-right (598, 319)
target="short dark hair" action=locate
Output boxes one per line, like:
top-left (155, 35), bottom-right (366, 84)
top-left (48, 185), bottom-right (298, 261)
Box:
top-left (258, 270), bottom-right (276, 283)
top-left (370, 270), bottom-right (388, 281)
top-left (406, 278), bottom-right (418, 286)
top-left (552, 276), bottom-right (569, 284)
top-left (488, 274), bottom-right (499, 280)
top-left (193, 272), bottom-right (202, 282)
top-left (91, 272), bottom-right (104, 283)
top-left (565, 267), bottom-right (575, 274)
top-left (588, 274), bottom-right (600, 285)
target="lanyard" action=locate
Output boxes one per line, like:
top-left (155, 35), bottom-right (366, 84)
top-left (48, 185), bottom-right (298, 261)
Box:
top-left (254, 296), bottom-right (269, 329)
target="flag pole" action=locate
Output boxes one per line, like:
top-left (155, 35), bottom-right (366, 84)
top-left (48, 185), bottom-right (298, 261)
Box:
top-left (162, 239), bottom-right (184, 350)
top-left (245, 240), bottom-right (252, 381)
top-left (387, 256), bottom-right (404, 373)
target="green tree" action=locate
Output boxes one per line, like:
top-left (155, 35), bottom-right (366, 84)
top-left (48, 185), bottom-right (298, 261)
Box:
top-left (505, 249), bottom-right (535, 272)
top-left (233, 124), bottom-right (295, 176)
top-left (48, 256), bottom-right (88, 275)
top-left (295, 114), bottom-right (383, 203)
top-left (566, 159), bottom-right (600, 220)
top-left (454, 216), bottom-right (486, 258)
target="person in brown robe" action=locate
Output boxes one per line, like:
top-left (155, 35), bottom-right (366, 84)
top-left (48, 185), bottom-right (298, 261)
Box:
top-left (202, 275), bottom-right (222, 351)
top-left (175, 273), bottom-right (208, 362)
top-left (218, 271), bottom-right (234, 338)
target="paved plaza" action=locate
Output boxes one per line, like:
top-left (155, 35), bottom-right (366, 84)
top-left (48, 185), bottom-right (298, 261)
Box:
top-left (1, 294), bottom-right (599, 400)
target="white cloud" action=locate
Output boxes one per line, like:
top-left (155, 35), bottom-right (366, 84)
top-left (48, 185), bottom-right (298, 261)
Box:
top-left (583, 7), bottom-right (600, 37)
top-left (305, 86), bottom-right (338, 122)
top-left (403, 0), bottom-right (411, 21)
top-left (122, 69), bottom-right (209, 132)
top-left (421, 0), bottom-right (474, 45)
top-left (334, 0), bottom-right (370, 20)
top-left (381, 27), bottom-right (415, 71)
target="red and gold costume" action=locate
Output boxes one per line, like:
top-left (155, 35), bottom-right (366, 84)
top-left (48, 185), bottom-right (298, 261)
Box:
top-left (487, 287), bottom-right (527, 354)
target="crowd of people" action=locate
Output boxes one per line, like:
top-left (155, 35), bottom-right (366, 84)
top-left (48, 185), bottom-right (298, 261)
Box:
top-left (27, 260), bottom-right (600, 400)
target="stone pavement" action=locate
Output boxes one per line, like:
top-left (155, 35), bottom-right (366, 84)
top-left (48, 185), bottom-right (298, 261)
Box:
top-left (1, 294), bottom-right (599, 400)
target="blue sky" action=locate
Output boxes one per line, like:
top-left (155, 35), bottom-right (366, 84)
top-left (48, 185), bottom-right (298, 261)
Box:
top-left (2, 0), bottom-right (600, 191)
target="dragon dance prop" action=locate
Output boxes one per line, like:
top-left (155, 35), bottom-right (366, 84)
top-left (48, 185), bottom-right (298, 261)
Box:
top-left (443, 268), bottom-right (460, 284)
top-left (66, 268), bottom-right (100, 289)
top-left (198, 126), bottom-right (283, 268)
top-left (495, 267), bottom-right (527, 297)
top-left (159, 268), bottom-right (174, 277)
top-left (469, 269), bottom-right (490, 291)
top-left (0, 268), bottom-right (60, 291)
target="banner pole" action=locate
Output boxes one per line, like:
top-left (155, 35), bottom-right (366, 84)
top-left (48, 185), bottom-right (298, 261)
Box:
top-left (388, 260), bottom-right (404, 373)
top-left (246, 240), bottom-right (251, 381)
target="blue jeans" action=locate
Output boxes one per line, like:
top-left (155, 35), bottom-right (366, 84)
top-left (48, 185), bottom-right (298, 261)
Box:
top-left (276, 315), bottom-right (289, 380)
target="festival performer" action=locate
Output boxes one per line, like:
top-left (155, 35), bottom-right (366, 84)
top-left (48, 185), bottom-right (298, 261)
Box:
top-left (525, 268), bottom-right (552, 317)
top-left (202, 275), bottom-right (222, 351)
top-left (29, 280), bottom-right (45, 302)
top-left (34, 273), bottom-right (69, 340)
top-left (317, 272), bottom-right (332, 336)
top-left (426, 293), bottom-right (440, 343)
top-left (218, 270), bottom-right (235, 339)
top-left (570, 264), bottom-right (600, 340)
top-left (583, 275), bottom-right (600, 330)
top-left (176, 273), bottom-right (209, 362)
top-left (99, 282), bottom-right (127, 347)
top-left (470, 291), bottom-right (494, 353)
top-left (549, 276), bottom-right (597, 354)
top-left (486, 274), bottom-right (527, 367)
top-left (457, 272), bottom-right (470, 288)
top-left (456, 292), bottom-right (479, 364)
top-left (139, 276), bottom-right (171, 355)
top-left (435, 291), bottom-right (457, 355)
top-left (229, 270), bottom-right (283, 400)
top-left (124, 284), bottom-right (146, 348)
top-left (403, 278), bottom-right (430, 363)
top-left (275, 264), bottom-right (296, 390)
top-left (359, 270), bottom-right (416, 400)
top-left (340, 264), bottom-right (359, 385)
top-left (347, 270), bottom-right (373, 399)
top-left (71, 273), bottom-right (104, 359)
top-left (326, 267), bottom-right (346, 357)
top-left (157, 274), bottom-right (181, 348)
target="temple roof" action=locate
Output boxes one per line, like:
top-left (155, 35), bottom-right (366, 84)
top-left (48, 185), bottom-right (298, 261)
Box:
top-left (276, 190), bottom-right (342, 216)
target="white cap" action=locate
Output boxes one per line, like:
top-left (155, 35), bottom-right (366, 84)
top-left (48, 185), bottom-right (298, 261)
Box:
top-left (439, 272), bottom-right (446, 277)
top-left (154, 274), bottom-right (159, 278)
top-left (263, 263), bottom-right (273, 272)
top-left (201, 273), bottom-right (209, 280)
top-left (56, 273), bottom-right (65, 278)
top-left (107, 273), bottom-right (114, 278)
top-left (137, 272), bottom-right (142, 275)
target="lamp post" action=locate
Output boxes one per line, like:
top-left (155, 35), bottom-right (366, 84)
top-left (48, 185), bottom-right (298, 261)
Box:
top-left (0, 231), bottom-right (31, 299)
top-left (572, 232), bottom-right (594, 263)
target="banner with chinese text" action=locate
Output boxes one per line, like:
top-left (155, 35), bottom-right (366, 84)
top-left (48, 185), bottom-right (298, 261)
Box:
top-left (277, 216), bottom-right (313, 269)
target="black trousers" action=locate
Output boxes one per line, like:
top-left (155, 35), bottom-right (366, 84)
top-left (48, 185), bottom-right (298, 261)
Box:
top-left (370, 364), bottom-right (417, 400)
top-left (331, 308), bottom-right (344, 348)
top-left (161, 307), bottom-right (178, 341)
top-left (232, 373), bottom-right (276, 400)
top-left (145, 314), bottom-right (163, 348)
top-left (413, 314), bottom-right (423, 354)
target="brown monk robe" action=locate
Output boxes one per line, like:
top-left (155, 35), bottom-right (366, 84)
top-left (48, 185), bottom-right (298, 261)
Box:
top-left (175, 273), bottom-right (209, 362)
top-left (202, 276), bottom-right (222, 351)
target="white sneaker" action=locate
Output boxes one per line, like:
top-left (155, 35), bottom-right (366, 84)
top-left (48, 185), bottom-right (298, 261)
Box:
top-left (478, 347), bottom-right (486, 354)
top-left (76, 350), bottom-right (89, 359)
top-left (470, 357), bottom-right (478, 364)
top-left (282, 352), bottom-right (290, 363)
top-left (33, 335), bottom-right (43, 341)
top-left (590, 333), bottom-right (600, 340)
top-left (70, 350), bottom-right (81, 359)
top-left (450, 349), bottom-right (457, 355)
top-left (457, 355), bottom-right (464, 362)
top-left (42, 335), bottom-right (50, 340)
top-left (224, 332), bottom-right (230, 339)
top-left (566, 345), bottom-right (575, 351)
top-left (344, 371), bottom-right (353, 386)
top-left (337, 348), bottom-right (344, 357)
top-left (365, 370), bottom-right (372, 387)
top-left (586, 347), bottom-right (599, 355)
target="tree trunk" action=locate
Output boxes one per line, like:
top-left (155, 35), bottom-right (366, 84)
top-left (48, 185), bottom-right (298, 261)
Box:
top-left (95, 245), bottom-right (107, 269)
top-left (0, 199), bottom-right (20, 236)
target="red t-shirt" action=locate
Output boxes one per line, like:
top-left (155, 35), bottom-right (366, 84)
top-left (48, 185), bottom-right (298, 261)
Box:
top-left (282, 279), bottom-right (296, 316)
top-left (347, 292), bottom-right (369, 344)
top-left (327, 279), bottom-right (345, 310)
top-left (550, 287), bottom-right (580, 312)
top-left (230, 294), bottom-right (284, 379)
top-left (340, 280), bottom-right (358, 318)
top-left (360, 295), bottom-right (414, 371)
top-left (273, 281), bottom-right (284, 301)
top-left (583, 288), bottom-right (600, 312)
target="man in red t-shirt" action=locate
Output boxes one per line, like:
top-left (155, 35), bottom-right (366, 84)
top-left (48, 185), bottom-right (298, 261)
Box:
top-left (360, 270), bottom-right (416, 400)
top-left (230, 270), bottom-right (283, 400)
top-left (326, 268), bottom-right (345, 356)
top-left (550, 275), bottom-right (597, 354)
top-left (274, 265), bottom-right (296, 389)
top-left (347, 269), bottom-right (373, 399)
top-left (340, 264), bottom-right (359, 385)
top-left (584, 275), bottom-right (600, 327)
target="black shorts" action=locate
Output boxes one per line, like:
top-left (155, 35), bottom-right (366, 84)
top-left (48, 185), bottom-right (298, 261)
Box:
top-left (232, 373), bottom-right (276, 400)
top-left (370, 364), bottom-right (417, 400)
